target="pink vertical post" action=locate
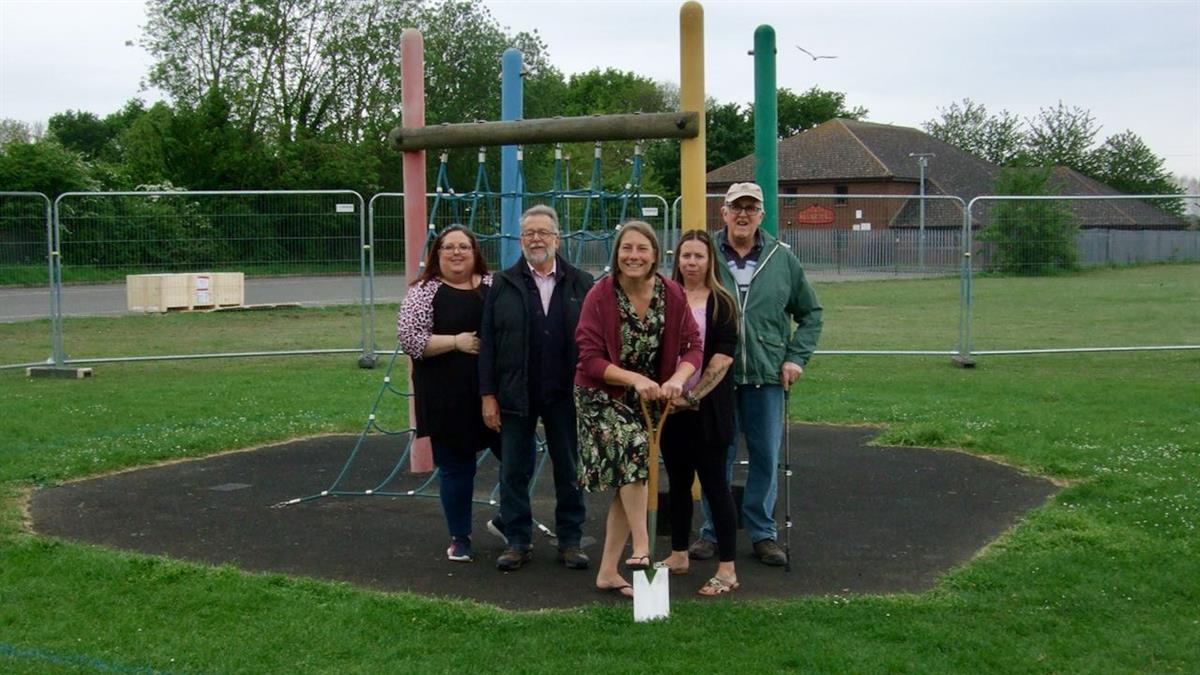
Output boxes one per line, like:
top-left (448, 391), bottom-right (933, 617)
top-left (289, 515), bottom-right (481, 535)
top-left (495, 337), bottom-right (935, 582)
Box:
top-left (401, 28), bottom-right (433, 473)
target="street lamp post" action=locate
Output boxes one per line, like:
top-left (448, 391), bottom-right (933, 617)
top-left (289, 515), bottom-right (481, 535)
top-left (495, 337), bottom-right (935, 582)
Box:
top-left (909, 152), bottom-right (935, 272)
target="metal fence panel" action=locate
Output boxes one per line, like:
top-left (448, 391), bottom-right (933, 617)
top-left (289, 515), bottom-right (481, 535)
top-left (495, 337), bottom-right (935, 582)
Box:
top-left (7, 188), bottom-right (1196, 371)
top-left (966, 195), bottom-right (1200, 354)
top-left (0, 192), bottom-right (52, 286)
top-left (49, 190), bottom-right (375, 364)
top-left (672, 194), bottom-right (967, 354)
top-left (0, 192), bottom-right (54, 367)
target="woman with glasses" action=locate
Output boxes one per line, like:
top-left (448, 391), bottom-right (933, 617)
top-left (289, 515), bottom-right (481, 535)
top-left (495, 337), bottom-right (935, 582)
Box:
top-left (573, 220), bottom-right (702, 598)
top-left (655, 229), bottom-right (741, 595)
top-left (398, 226), bottom-right (497, 563)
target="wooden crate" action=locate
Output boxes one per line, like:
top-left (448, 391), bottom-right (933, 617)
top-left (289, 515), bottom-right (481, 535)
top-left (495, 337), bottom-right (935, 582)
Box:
top-left (126, 273), bottom-right (245, 312)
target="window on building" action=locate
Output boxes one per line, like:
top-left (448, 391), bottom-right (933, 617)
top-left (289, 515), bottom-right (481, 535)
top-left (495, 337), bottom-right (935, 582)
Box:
top-left (835, 185), bottom-right (848, 206)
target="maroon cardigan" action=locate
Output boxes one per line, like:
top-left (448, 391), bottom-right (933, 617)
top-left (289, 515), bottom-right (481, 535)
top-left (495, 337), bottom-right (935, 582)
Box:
top-left (574, 273), bottom-right (703, 398)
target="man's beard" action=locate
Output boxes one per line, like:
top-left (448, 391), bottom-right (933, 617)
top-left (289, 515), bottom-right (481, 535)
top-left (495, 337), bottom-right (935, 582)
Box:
top-left (523, 247), bottom-right (554, 265)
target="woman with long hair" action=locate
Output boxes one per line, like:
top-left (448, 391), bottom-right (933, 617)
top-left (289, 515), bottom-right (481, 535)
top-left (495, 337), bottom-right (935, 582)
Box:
top-left (573, 220), bottom-right (702, 597)
top-left (657, 229), bottom-right (741, 595)
top-left (397, 226), bottom-right (497, 562)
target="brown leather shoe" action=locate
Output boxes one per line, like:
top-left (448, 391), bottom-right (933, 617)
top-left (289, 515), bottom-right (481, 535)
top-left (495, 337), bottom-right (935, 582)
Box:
top-left (557, 546), bottom-right (590, 570)
top-left (496, 547), bottom-right (532, 571)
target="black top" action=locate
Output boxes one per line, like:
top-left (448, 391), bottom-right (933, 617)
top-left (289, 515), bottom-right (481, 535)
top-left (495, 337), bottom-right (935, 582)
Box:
top-left (411, 284), bottom-right (496, 455)
top-left (522, 263), bottom-right (572, 408)
top-left (664, 291), bottom-right (739, 447)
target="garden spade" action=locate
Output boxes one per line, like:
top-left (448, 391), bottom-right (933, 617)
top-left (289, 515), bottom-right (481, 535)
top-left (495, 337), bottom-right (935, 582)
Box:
top-left (634, 398), bottom-right (672, 622)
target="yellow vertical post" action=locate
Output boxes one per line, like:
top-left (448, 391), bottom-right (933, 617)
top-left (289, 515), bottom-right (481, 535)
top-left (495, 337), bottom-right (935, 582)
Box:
top-left (679, 1), bottom-right (706, 232)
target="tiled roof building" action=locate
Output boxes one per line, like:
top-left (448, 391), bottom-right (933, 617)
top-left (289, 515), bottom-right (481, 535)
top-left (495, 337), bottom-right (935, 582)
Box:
top-left (706, 118), bottom-right (1184, 230)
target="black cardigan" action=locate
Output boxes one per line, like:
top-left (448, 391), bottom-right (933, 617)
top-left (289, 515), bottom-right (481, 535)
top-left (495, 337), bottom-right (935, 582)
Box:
top-left (665, 290), bottom-right (738, 447)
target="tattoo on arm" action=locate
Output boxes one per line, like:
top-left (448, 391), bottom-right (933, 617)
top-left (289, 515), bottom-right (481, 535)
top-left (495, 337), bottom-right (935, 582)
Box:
top-left (688, 356), bottom-right (732, 402)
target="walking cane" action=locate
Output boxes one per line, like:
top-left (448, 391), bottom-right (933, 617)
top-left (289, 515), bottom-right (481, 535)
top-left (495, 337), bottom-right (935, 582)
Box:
top-left (782, 388), bottom-right (793, 573)
top-left (635, 397), bottom-right (672, 622)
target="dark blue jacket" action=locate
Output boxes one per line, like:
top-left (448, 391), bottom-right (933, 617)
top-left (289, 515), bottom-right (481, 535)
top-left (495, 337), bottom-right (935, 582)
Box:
top-left (478, 255), bottom-right (593, 417)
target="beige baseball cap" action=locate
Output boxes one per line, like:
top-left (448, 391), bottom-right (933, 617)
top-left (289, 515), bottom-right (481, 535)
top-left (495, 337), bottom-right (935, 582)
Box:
top-left (725, 182), bottom-right (764, 204)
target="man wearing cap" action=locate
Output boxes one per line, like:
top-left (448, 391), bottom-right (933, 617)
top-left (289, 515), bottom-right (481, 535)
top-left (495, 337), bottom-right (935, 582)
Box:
top-left (690, 182), bottom-right (823, 566)
top-left (478, 204), bottom-right (593, 571)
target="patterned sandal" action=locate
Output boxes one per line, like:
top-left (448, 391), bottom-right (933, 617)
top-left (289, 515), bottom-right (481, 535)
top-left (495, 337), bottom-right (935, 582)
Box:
top-left (698, 576), bottom-right (740, 596)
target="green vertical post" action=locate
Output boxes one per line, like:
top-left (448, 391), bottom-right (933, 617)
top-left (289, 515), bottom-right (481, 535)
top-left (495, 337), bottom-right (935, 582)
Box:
top-left (753, 24), bottom-right (778, 236)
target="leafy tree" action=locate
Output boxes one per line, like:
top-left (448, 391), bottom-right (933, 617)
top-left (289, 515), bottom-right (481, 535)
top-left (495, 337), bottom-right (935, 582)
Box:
top-left (116, 103), bottom-right (177, 186)
top-left (166, 89), bottom-right (274, 190)
top-left (1025, 101), bottom-right (1099, 174)
top-left (47, 110), bottom-right (112, 159)
top-left (923, 98), bottom-right (1027, 165)
top-left (0, 119), bottom-right (45, 147)
top-left (277, 135), bottom-right (382, 194)
top-left (978, 167), bottom-right (1078, 275)
top-left (1090, 130), bottom-right (1184, 214)
top-left (0, 139), bottom-right (98, 197)
top-left (766, 86), bottom-right (867, 138)
top-left (705, 101), bottom-right (752, 172)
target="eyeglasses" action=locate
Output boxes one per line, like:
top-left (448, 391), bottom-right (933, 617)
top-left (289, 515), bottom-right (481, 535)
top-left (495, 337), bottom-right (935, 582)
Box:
top-left (520, 229), bottom-right (558, 240)
top-left (726, 204), bottom-right (763, 215)
top-left (439, 243), bottom-right (473, 253)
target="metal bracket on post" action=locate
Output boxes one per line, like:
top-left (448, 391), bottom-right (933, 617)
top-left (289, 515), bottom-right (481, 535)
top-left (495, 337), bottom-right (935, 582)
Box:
top-left (28, 245), bottom-right (93, 379)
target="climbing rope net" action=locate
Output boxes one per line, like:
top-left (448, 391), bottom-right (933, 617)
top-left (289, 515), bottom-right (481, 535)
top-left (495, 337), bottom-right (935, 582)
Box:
top-left (427, 141), bottom-right (650, 271)
top-left (276, 142), bottom-right (655, 533)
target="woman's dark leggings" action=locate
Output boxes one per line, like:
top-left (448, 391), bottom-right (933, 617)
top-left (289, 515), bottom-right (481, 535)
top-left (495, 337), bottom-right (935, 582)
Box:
top-left (661, 412), bottom-right (738, 562)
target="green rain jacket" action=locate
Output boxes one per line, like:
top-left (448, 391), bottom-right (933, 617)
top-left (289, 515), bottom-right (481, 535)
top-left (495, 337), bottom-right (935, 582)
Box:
top-left (715, 228), bottom-right (823, 385)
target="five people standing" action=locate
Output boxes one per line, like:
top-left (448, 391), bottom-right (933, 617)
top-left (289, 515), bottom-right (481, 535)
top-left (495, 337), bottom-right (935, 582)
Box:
top-left (399, 180), bottom-right (821, 591)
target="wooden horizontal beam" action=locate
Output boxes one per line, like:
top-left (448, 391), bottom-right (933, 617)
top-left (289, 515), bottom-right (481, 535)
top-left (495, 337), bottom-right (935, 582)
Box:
top-left (389, 112), bottom-right (699, 152)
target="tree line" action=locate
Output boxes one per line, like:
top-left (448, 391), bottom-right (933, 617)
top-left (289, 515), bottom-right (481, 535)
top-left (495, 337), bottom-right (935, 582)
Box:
top-left (0, 0), bottom-right (1184, 215)
top-left (923, 98), bottom-right (1183, 200)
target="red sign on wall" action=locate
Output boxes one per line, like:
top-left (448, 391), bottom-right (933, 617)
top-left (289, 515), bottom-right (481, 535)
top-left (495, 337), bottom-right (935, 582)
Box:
top-left (796, 204), bottom-right (836, 225)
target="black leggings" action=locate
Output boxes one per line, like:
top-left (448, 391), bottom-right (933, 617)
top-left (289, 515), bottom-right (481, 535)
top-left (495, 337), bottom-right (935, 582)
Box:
top-left (661, 411), bottom-right (738, 562)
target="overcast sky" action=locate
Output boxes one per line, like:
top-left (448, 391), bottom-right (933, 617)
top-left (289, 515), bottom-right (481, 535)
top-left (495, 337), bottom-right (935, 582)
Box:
top-left (2, 0), bottom-right (1198, 178)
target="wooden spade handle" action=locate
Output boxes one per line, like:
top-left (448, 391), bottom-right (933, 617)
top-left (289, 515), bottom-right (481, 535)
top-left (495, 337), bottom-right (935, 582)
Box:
top-left (639, 398), bottom-right (673, 511)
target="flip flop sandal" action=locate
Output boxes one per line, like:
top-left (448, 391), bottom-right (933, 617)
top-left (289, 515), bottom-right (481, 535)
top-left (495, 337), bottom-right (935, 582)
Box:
top-left (624, 555), bottom-right (651, 571)
top-left (698, 576), bottom-right (740, 596)
top-left (654, 560), bottom-right (690, 576)
top-left (596, 583), bottom-right (634, 599)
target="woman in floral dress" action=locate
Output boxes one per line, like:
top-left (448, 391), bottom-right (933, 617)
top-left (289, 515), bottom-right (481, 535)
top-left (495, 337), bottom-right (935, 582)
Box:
top-left (573, 220), bottom-right (702, 597)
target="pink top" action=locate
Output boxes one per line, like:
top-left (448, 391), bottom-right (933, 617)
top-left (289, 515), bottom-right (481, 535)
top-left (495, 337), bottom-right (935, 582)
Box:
top-left (683, 303), bottom-right (706, 392)
top-left (528, 260), bottom-right (557, 314)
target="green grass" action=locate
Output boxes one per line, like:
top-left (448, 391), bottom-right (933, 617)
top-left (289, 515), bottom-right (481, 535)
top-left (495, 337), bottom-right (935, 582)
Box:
top-left (1, 265), bottom-right (1198, 673)
top-left (0, 304), bottom-right (402, 366)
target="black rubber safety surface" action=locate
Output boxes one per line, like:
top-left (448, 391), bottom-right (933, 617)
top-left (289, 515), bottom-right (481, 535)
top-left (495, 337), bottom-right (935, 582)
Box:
top-left (30, 425), bottom-right (1058, 610)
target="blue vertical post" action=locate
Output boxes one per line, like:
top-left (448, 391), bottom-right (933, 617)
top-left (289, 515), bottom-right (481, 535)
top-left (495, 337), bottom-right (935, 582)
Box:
top-left (501, 48), bottom-right (524, 267)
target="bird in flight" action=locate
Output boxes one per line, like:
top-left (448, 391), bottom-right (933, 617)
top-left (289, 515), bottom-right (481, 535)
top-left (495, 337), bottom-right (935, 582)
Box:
top-left (796, 45), bottom-right (837, 61)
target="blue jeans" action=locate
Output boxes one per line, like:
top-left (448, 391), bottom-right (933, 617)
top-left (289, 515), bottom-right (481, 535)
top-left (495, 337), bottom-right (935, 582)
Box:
top-left (498, 397), bottom-right (586, 550)
top-left (432, 441), bottom-right (479, 539)
top-left (699, 384), bottom-right (784, 544)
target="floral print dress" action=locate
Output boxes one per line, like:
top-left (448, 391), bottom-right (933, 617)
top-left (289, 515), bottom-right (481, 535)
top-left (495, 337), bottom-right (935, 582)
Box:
top-left (575, 278), bottom-right (666, 491)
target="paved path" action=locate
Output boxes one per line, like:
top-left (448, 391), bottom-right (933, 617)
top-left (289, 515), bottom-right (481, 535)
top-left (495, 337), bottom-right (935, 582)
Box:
top-left (1, 269), bottom-right (942, 323)
top-left (0, 276), bottom-right (411, 323)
